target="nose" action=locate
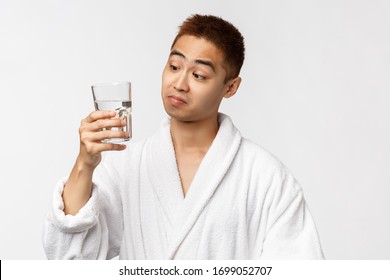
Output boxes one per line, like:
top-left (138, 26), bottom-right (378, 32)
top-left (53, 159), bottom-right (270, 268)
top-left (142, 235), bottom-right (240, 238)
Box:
top-left (173, 71), bottom-right (189, 93)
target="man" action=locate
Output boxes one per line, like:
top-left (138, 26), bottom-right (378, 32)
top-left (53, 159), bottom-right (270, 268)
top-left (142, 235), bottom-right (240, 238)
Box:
top-left (43, 14), bottom-right (324, 259)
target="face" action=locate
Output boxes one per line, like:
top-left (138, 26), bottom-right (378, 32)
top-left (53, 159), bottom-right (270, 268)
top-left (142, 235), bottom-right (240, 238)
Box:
top-left (161, 35), bottom-right (238, 122)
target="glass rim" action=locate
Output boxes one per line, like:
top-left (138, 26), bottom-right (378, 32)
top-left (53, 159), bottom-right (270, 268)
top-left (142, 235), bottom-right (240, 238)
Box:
top-left (91, 81), bottom-right (131, 88)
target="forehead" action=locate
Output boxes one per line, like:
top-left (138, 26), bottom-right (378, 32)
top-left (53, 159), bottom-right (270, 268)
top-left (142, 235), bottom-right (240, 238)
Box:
top-left (171, 35), bottom-right (224, 67)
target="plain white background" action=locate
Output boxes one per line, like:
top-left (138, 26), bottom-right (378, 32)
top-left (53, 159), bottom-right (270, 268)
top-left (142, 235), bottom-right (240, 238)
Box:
top-left (0, 0), bottom-right (389, 259)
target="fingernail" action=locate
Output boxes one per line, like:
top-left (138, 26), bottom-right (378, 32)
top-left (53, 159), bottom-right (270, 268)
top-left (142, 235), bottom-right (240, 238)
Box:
top-left (121, 120), bottom-right (126, 126)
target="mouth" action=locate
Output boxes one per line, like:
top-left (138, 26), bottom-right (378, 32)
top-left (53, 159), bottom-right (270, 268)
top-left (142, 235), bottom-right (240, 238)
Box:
top-left (168, 95), bottom-right (187, 105)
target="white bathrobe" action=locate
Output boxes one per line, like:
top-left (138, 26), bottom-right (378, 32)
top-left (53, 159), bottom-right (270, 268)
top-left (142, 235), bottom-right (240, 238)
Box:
top-left (43, 113), bottom-right (324, 260)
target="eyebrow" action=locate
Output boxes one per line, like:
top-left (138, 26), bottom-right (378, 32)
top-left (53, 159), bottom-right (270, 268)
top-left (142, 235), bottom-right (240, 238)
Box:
top-left (169, 50), bottom-right (216, 73)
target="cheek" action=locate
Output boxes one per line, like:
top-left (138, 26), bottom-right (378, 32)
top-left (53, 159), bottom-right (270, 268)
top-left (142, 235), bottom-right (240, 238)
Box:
top-left (162, 67), bottom-right (172, 84)
top-left (161, 70), bottom-right (171, 89)
top-left (162, 67), bottom-right (168, 80)
top-left (196, 85), bottom-right (225, 107)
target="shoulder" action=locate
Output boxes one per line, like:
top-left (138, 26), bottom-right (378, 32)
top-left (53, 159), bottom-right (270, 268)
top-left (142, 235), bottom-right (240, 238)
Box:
top-left (238, 138), bottom-right (286, 172)
top-left (237, 138), bottom-right (302, 195)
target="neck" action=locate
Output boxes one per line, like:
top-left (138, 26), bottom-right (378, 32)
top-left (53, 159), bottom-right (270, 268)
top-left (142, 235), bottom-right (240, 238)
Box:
top-left (170, 114), bottom-right (219, 154)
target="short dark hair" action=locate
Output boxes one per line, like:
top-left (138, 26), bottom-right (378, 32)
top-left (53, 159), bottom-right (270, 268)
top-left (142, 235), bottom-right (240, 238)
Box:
top-left (171, 14), bottom-right (245, 83)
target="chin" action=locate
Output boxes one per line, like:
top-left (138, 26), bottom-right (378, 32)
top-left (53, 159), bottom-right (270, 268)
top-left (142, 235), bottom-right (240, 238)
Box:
top-left (163, 101), bottom-right (189, 121)
top-left (166, 111), bottom-right (193, 122)
top-left (165, 108), bottom-right (199, 122)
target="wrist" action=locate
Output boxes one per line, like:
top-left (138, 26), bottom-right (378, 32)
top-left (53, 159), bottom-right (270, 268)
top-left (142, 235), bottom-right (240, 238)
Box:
top-left (75, 155), bottom-right (96, 175)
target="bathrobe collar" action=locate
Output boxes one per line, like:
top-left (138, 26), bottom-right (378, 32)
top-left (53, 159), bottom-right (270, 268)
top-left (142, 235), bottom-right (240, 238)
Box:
top-left (145, 113), bottom-right (242, 258)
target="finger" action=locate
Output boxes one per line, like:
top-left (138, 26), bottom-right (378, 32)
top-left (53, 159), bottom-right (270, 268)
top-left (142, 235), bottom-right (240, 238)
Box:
top-left (86, 118), bottom-right (126, 132)
top-left (94, 142), bottom-right (127, 153)
top-left (82, 110), bottom-right (116, 125)
top-left (83, 130), bottom-right (129, 143)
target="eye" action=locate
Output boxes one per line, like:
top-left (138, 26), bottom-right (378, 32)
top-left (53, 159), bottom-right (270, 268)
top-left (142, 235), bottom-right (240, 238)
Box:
top-left (169, 64), bottom-right (179, 71)
top-left (193, 73), bottom-right (205, 80)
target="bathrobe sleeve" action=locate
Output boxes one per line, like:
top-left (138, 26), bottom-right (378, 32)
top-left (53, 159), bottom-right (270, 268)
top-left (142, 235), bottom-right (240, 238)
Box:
top-left (260, 167), bottom-right (325, 260)
top-left (42, 157), bottom-right (123, 260)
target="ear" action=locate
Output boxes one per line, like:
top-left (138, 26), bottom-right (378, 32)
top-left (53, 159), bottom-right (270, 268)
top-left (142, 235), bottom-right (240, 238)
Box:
top-left (224, 77), bottom-right (242, 99)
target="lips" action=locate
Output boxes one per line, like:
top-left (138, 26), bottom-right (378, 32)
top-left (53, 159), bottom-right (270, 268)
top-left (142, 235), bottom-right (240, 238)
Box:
top-left (168, 95), bottom-right (187, 105)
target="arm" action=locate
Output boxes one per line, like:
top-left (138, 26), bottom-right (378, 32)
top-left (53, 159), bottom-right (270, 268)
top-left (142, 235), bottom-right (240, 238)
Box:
top-left (43, 160), bottom-right (124, 259)
top-left (42, 110), bottom-right (128, 259)
top-left (63, 110), bottom-right (127, 215)
top-left (260, 169), bottom-right (325, 260)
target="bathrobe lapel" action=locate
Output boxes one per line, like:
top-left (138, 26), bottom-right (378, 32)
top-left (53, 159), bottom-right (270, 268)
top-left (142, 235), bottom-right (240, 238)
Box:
top-left (145, 118), bottom-right (184, 228)
top-left (145, 113), bottom-right (242, 259)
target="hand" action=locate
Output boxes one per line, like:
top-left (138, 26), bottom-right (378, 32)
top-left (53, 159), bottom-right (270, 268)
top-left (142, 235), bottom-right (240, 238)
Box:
top-left (77, 110), bottom-right (128, 170)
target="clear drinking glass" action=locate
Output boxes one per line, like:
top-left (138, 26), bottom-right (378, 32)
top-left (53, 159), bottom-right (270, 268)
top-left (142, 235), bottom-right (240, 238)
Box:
top-left (91, 81), bottom-right (132, 143)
